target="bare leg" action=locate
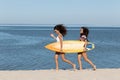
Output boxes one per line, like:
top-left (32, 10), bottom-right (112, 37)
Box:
top-left (54, 54), bottom-right (59, 70)
top-left (78, 53), bottom-right (82, 70)
top-left (61, 53), bottom-right (76, 71)
top-left (82, 52), bottom-right (96, 70)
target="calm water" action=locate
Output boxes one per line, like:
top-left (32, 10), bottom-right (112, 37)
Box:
top-left (0, 26), bottom-right (120, 70)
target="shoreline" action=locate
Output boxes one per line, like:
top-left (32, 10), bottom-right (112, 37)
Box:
top-left (0, 68), bottom-right (120, 80)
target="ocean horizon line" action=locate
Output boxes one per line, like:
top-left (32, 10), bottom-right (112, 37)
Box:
top-left (0, 24), bottom-right (120, 27)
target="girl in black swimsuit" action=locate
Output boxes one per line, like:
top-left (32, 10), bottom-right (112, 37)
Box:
top-left (77, 27), bottom-right (96, 70)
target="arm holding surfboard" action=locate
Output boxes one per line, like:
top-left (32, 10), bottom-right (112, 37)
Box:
top-left (58, 35), bottom-right (63, 51)
top-left (83, 40), bottom-right (88, 51)
top-left (50, 33), bottom-right (63, 51)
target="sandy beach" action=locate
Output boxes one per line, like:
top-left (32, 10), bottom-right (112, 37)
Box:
top-left (0, 69), bottom-right (120, 80)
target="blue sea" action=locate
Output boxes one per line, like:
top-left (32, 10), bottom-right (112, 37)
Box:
top-left (0, 25), bottom-right (120, 70)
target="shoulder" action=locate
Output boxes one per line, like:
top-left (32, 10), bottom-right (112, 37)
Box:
top-left (58, 33), bottom-right (63, 38)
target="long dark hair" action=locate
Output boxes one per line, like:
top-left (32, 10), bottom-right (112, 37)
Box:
top-left (54, 24), bottom-right (67, 36)
top-left (80, 27), bottom-right (89, 37)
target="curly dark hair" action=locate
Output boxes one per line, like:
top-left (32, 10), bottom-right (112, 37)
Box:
top-left (80, 27), bottom-right (89, 37)
top-left (54, 24), bottom-right (67, 36)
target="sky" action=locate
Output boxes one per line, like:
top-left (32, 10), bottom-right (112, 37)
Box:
top-left (0, 0), bottom-right (120, 26)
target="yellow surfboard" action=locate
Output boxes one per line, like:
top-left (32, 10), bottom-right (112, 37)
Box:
top-left (45, 40), bottom-right (95, 53)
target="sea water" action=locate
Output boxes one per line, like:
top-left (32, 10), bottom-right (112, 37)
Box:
top-left (0, 25), bottom-right (120, 70)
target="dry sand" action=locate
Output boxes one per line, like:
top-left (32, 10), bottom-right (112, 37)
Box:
top-left (0, 69), bottom-right (120, 80)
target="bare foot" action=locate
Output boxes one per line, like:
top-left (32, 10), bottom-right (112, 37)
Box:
top-left (93, 65), bottom-right (96, 71)
top-left (73, 64), bottom-right (76, 71)
top-left (56, 67), bottom-right (59, 71)
top-left (55, 69), bottom-right (59, 72)
top-left (79, 68), bottom-right (82, 70)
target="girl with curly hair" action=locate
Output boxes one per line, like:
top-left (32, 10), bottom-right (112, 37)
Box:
top-left (50, 24), bottom-right (76, 71)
